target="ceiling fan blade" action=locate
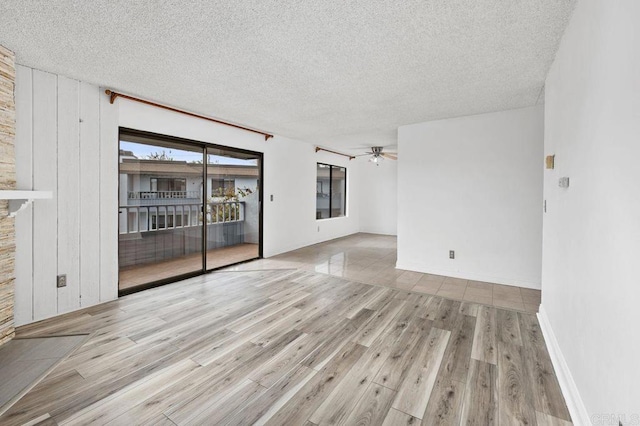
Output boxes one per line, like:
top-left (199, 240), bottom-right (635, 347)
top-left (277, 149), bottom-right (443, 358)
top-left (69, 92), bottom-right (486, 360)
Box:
top-left (354, 152), bottom-right (374, 157)
top-left (381, 153), bottom-right (397, 160)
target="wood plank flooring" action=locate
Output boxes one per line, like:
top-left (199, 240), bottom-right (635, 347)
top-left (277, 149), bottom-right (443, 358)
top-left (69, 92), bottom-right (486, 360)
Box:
top-left (3, 269), bottom-right (571, 425)
top-left (0, 335), bottom-right (88, 417)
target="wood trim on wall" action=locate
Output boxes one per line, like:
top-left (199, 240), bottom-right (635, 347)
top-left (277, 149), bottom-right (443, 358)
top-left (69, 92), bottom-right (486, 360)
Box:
top-left (0, 44), bottom-right (16, 346)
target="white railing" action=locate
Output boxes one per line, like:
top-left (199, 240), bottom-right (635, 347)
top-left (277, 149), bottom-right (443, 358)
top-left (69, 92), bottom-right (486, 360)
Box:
top-left (128, 190), bottom-right (201, 199)
top-left (119, 201), bottom-right (244, 234)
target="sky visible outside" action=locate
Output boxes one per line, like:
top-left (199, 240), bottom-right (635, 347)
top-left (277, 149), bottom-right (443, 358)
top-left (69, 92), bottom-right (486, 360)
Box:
top-left (120, 141), bottom-right (257, 166)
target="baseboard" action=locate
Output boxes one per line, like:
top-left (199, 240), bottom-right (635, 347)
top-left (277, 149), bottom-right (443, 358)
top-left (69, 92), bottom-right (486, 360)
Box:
top-left (537, 305), bottom-right (591, 426)
top-left (264, 231), bottom-right (360, 258)
top-left (395, 261), bottom-right (541, 289)
top-left (358, 228), bottom-right (397, 236)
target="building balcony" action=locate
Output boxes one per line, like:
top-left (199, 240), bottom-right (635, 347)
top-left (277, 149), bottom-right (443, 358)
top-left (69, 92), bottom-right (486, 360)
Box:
top-left (118, 200), bottom-right (259, 290)
top-left (126, 191), bottom-right (202, 206)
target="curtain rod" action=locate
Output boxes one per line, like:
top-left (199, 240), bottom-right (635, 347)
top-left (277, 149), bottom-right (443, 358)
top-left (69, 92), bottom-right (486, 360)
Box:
top-left (105, 90), bottom-right (273, 141)
top-left (315, 147), bottom-right (355, 160)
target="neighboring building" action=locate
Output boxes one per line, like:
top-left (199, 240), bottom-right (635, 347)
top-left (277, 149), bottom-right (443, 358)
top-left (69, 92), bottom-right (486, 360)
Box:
top-left (118, 150), bottom-right (259, 232)
top-left (117, 151), bottom-right (260, 268)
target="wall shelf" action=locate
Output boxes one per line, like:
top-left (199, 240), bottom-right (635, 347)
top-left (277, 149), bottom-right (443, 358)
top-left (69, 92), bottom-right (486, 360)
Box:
top-left (0, 190), bottom-right (53, 218)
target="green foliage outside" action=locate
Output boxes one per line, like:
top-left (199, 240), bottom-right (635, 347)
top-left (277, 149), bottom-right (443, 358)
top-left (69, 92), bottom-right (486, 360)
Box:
top-left (205, 186), bottom-right (256, 223)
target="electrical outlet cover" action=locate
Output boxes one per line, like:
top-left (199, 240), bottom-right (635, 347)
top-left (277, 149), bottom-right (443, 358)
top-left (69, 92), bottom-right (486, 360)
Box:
top-left (57, 274), bottom-right (67, 288)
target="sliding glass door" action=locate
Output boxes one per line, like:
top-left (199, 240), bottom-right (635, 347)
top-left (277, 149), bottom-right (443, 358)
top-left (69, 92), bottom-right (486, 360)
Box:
top-left (117, 129), bottom-right (262, 294)
top-left (205, 147), bottom-right (261, 270)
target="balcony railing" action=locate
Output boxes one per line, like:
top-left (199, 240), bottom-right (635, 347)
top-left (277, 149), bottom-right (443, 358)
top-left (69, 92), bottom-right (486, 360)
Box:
top-left (128, 190), bottom-right (201, 199)
top-left (119, 201), bottom-right (244, 234)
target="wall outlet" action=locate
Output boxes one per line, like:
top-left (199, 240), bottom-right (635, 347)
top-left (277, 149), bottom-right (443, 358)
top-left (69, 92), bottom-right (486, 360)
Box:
top-left (57, 274), bottom-right (67, 288)
top-left (270, 194), bottom-right (274, 202)
top-left (449, 250), bottom-right (455, 259)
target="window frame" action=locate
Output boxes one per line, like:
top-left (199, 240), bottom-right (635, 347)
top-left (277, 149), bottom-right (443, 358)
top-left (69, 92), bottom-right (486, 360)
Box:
top-left (316, 162), bottom-right (347, 220)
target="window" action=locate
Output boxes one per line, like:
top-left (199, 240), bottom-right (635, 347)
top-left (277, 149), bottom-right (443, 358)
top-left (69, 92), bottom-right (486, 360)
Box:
top-left (150, 177), bottom-right (186, 192)
top-left (211, 179), bottom-right (235, 197)
top-left (316, 163), bottom-right (346, 219)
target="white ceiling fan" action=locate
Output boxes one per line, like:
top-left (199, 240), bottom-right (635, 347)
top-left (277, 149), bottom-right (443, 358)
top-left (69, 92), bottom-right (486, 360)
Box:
top-left (356, 146), bottom-right (397, 165)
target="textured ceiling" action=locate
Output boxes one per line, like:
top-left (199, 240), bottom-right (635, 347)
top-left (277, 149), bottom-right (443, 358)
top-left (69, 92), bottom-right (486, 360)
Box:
top-left (0, 1), bottom-right (574, 150)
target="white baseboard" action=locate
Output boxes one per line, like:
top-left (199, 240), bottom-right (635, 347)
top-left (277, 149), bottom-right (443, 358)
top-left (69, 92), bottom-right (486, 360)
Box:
top-left (537, 305), bottom-right (591, 426)
top-left (358, 228), bottom-right (397, 236)
top-left (395, 261), bottom-right (541, 289)
top-left (264, 231), bottom-right (360, 258)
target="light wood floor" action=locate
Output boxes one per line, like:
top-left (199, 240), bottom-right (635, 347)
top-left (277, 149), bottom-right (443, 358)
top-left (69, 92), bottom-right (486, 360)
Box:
top-left (3, 269), bottom-right (571, 425)
top-left (119, 243), bottom-right (259, 290)
top-left (226, 234), bottom-right (542, 313)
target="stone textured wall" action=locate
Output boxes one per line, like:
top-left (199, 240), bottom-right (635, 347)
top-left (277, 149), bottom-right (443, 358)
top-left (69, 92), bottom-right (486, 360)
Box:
top-left (0, 45), bottom-right (16, 346)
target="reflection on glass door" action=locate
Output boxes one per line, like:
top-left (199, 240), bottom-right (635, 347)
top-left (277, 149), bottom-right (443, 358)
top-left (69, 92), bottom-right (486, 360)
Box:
top-left (118, 133), bottom-right (204, 292)
top-left (117, 129), bottom-right (263, 294)
top-left (205, 147), bottom-right (261, 270)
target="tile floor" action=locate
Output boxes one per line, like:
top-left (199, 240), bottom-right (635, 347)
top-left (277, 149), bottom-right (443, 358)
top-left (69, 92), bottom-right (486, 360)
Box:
top-left (226, 233), bottom-right (541, 313)
top-left (0, 335), bottom-right (88, 416)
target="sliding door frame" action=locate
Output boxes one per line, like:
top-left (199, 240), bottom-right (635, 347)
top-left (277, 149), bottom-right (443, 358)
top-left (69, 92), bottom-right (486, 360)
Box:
top-left (117, 127), bottom-right (264, 296)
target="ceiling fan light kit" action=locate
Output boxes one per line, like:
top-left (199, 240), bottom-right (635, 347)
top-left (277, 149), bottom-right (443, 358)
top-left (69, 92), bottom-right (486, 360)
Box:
top-left (356, 146), bottom-right (397, 165)
top-left (369, 155), bottom-right (383, 165)
top-left (317, 146), bottom-right (397, 165)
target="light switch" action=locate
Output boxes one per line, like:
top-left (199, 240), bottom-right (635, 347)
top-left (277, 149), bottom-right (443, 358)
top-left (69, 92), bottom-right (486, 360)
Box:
top-left (558, 177), bottom-right (570, 188)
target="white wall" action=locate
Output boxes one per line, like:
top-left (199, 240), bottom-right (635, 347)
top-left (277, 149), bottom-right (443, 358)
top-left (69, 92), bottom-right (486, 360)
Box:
top-left (397, 106), bottom-right (543, 288)
top-left (357, 158), bottom-right (398, 236)
top-left (541, 0), bottom-right (640, 420)
top-left (13, 66), bottom-right (360, 325)
top-left (14, 66), bottom-right (118, 325)
top-left (118, 99), bottom-right (360, 258)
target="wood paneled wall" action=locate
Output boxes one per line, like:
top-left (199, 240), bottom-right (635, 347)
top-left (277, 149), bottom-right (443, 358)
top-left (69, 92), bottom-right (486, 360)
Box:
top-left (14, 65), bottom-right (119, 326)
top-left (0, 45), bottom-right (16, 346)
